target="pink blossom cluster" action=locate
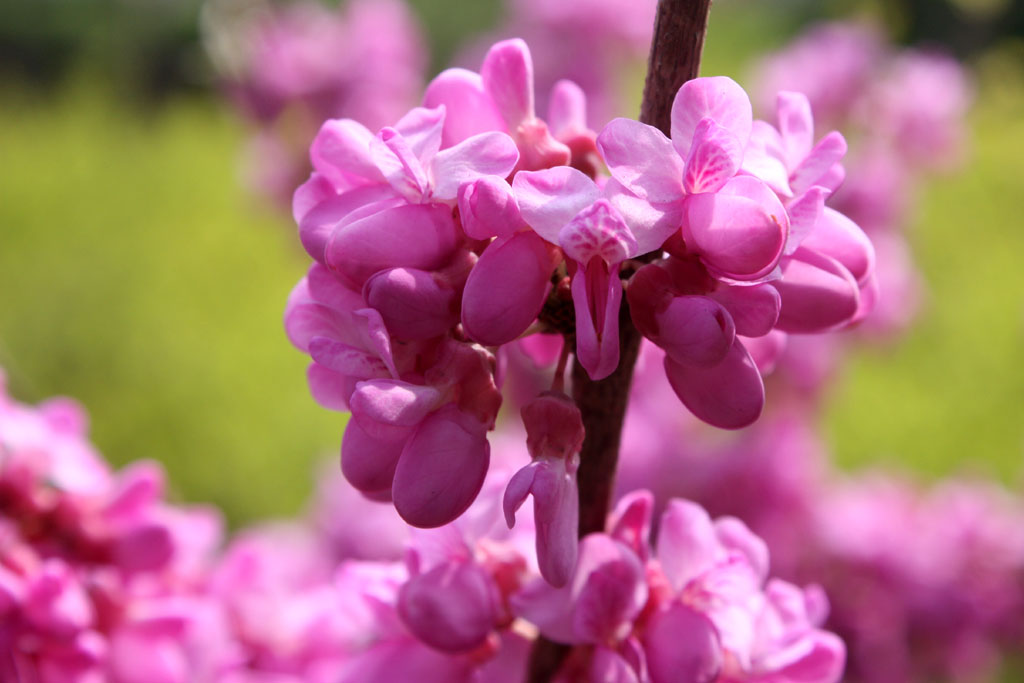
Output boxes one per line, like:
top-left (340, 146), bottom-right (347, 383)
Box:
top-left (285, 37), bottom-right (875, 585)
top-left (202, 0), bottom-right (427, 204)
top-left (752, 21), bottom-right (972, 345)
top-left (0, 374), bottom-right (846, 682)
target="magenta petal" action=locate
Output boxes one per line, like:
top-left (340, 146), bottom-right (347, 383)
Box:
top-left (393, 406), bottom-right (490, 528)
top-left (671, 76), bottom-right (753, 158)
top-left (708, 283), bottom-right (781, 338)
top-left (597, 118), bottom-right (685, 203)
top-left (350, 380), bottom-right (441, 432)
top-left (800, 207), bottom-right (874, 286)
top-left (530, 460), bottom-right (580, 587)
top-left (684, 176), bottom-right (788, 280)
top-left (654, 295), bottom-right (735, 367)
top-left (656, 499), bottom-right (720, 591)
top-left (742, 121), bottom-right (791, 196)
top-left (785, 186), bottom-right (828, 255)
top-left (325, 203), bottom-right (459, 286)
top-left (714, 517), bottom-right (770, 582)
top-left (513, 167), bottom-right (600, 244)
top-left (310, 118), bottom-right (383, 188)
top-left (430, 132), bottom-right (520, 201)
top-left (608, 490), bottom-right (654, 561)
top-left (761, 631), bottom-right (847, 683)
top-left (112, 523), bottom-right (174, 573)
top-left (683, 118), bottom-right (744, 194)
top-left (643, 604), bottom-right (722, 683)
top-left (572, 552), bottom-right (648, 644)
top-left (547, 79), bottom-right (587, 137)
top-left (392, 106), bottom-right (445, 165)
top-left (663, 338), bottom-right (765, 429)
top-left (458, 176), bottom-right (522, 240)
top-left (558, 200), bottom-right (637, 265)
top-left (308, 337), bottom-right (391, 379)
top-left (372, 128), bottom-right (430, 201)
top-left (341, 418), bottom-right (408, 496)
top-left (297, 185), bottom-right (399, 264)
top-left (503, 461), bottom-right (539, 528)
top-left (423, 68), bottom-right (508, 146)
top-left (480, 38), bottom-right (535, 129)
top-left (397, 562), bottom-right (498, 653)
top-left (604, 179), bottom-right (684, 255)
top-left (292, 173), bottom-right (336, 225)
top-left (462, 231), bottom-right (555, 346)
top-left (364, 268), bottom-right (457, 340)
top-left (790, 131), bottom-right (847, 196)
top-left (307, 363), bottom-right (354, 411)
top-left (592, 646), bottom-right (642, 683)
top-left (772, 247), bottom-right (860, 333)
top-left (572, 262), bottom-right (622, 381)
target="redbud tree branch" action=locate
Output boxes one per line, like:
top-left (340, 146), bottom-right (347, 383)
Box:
top-left (525, 1), bottom-right (711, 680)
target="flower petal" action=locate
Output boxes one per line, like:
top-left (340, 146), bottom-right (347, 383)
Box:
top-left (597, 118), bottom-right (685, 203)
top-left (663, 339), bottom-right (765, 429)
top-left (458, 176), bottom-right (522, 240)
top-left (656, 499), bottom-right (721, 591)
top-left (644, 604), bottom-right (722, 683)
top-left (707, 283), bottom-right (781, 338)
top-left (341, 418), bottom-right (409, 496)
top-left (800, 207), bottom-right (874, 286)
top-left (393, 407), bottom-right (490, 528)
top-left (671, 76), bottom-right (753, 159)
top-left (398, 562), bottom-right (498, 652)
top-left (683, 118), bottom-right (744, 194)
top-left (548, 79), bottom-right (588, 137)
top-left (776, 91), bottom-right (815, 166)
top-left (310, 118), bottom-right (383, 188)
top-left (790, 131), bottom-right (847, 196)
top-left (430, 132), bottom-right (520, 201)
top-left (480, 38), bottom-right (535, 129)
top-left (772, 247), bottom-right (860, 333)
top-left (423, 68), bottom-right (507, 146)
top-left (513, 167), bottom-right (600, 243)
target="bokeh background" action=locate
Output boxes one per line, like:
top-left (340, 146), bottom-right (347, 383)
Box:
top-left (1, 0), bottom-right (1023, 526)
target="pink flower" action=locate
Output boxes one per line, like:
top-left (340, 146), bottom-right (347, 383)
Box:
top-left (503, 392), bottom-right (584, 586)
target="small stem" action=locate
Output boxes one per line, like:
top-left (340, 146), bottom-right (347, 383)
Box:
top-left (525, 1), bottom-right (711, 681)
top-left (551, 338), bottom-right (571, 393)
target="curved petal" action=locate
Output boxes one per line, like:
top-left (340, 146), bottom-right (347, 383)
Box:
top-left (800, 207), bottom-right (874, 286)
top-left (350, 380), bottom-right (441, 433)
top-left (325, 203), bottom-right (459, 286)
top-left (341, 418), bottom-right (409, 496)
top-left (558, 200), bottom-right (638, 264)
top-left (513, 167), bottom-right (600, 243)
top-left (397, 562), bottom-right (498, 652)
top-left (297, 185), bottom-right (399, 264)
top-left (307, 363), bottom-right (355, 411)
top-left (644, 604), bottom-right (722, 683)
top-left (608, 490), bottom-right (655, 561)
top-left (572, 262), bottom-right (623, 381)
top-left (371, 128), bottom-right (430, 202)
top-left (292, 172), bottom-right (336, 225)
top-left (741, 120), bottom-right (791, 196)
top-left (656, 499), bottom-right (721, 591)
top-left (480, 38), bottom-right (535, 129)
top-left (776, 91), bottom-right (815, 166)
top-left (393, 407), bottom-right (490, 528)
top-left (772, 247), bottom-right (860, 333)
top-left (393, 106), bottom-right (445, 166)
top-left (708, 283), bottom-right (781, 338)
top-left (457, 176), bottom-right (522, 240)
top-left (683, 118), bottom-right (744, 194)
top-left (310, 118), bottom-right (383, 188)
top-left (653, 295), bottom-right (736, 367)
top-left (604, 179), bottom-right (683, 255)
top-left (684, 176), bottom-right (788, 281)
top-left (790, 131), bottom-right (847, 196)
top-left (423, 68), bottom-right (507, 147)
top-left (548, 79), bottom-right (588, 138)
top-left (530, 459), bottom-right (580, 587)
top-left (671, 77), bottom-right (752, 159)
top-left (461, 231), bottom-right (556, 346)
top-left (597, 118), bottom-right (685, 203)
top-left (364, 268), bottom-right (457, 340)
top-left (430, 132), bottom-right (520, 201)
top-left (785, 186), bottom-right (829, 256)
top-left (663, 338), bottom-right (765, 429)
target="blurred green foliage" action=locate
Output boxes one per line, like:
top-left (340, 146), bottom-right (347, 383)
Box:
top-left (0, 83), bottom-right (340, 524)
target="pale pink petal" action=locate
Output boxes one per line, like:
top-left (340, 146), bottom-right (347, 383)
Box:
top-left (714, 517), bottom-right (770, 582)
top-left (663, 339), bottom-right (765, 429)
top-left (308, 337), bottom-right (391, 379)
top-left (597, 118), bottom-right (685, 203)
top-left (462, 231), bottom-right (556, 346)
top-left (480, 38), bottom-right (535, 129)
top-left (741, 120), bottom-right (791, 196)
top-left (548, 79), bottom-right (588, 137)
top-left (397, 562), bottom-right (498, 652)
top-left (776, 91), bottom-right (815, 166)
top-left (423, 68), bottom-right (507, 147)
top-left (684, 176), bottom-right (788, 280)
top-left (371, 128), bottom-right (430, 202)
top-left (513, 167), bottom-right (600, 243)
top-left (800, 207), bottom-right (874, 286)
top-left (758, 631), bottom-right (846, 683)
top-left (671, 76), bottom-right (753, 159)
top-left (653, 295), bottom-right (735, 367)
top-left (572, 552), bottom-right (648, 644)
top-left (643, 604), bottom-right (722, 683)
top-left (790, 131), bottom-right (847, 196)
top-left (392, 106), bottom-right (445, 165)
top-left (364, 268), bottom-right (457, 340)
top-left (772, 247), bottom-right (860, 333)
top-left (785, 186), bottom-right (829, 255)
top-left (604, 179), bottom-right (684, 255)
top-left (310, 118), bottom-right (384, 188)
top-left (393, 407), bottom-right (490, 528)
top-left (325, 203), bottom-right (459, 286)
top-left (683, 118), bottom-right (744, 194)
top-left (572, 261), bottom-right (623, 381)
top-left (430, 132), bottom-right (520, 201)
top-left (349, 380), bottom-right (441, 435)
top-left (457, 176), bottom-right (522, 240)
top-left (707, 283), bottom-right (781, 337)
top-left (656, 499), bottom-right (721, 591)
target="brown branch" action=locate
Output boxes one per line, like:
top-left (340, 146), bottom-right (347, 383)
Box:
top-left (525, 1), bottom-right (711, 681)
